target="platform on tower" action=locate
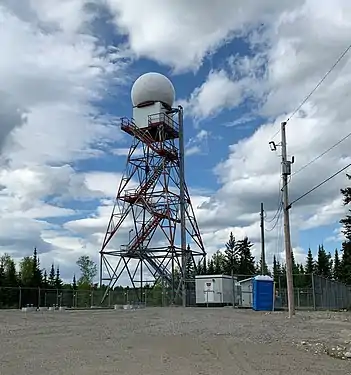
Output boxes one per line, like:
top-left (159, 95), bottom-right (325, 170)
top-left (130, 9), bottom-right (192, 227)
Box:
top-left (121, 112), bottom-right (179, 141)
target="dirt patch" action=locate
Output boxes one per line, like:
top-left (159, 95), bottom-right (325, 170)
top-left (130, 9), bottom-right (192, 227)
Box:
top-left (0, 307), bottom-right (350, 374)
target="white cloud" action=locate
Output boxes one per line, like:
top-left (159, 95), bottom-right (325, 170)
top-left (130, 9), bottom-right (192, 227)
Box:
top-left (104, 0), bottom-right (301, 72)
top-left (2, 0), bottom-right (351, 285)
top-left (183, 70), bottom-right (244, 120)
top-left (185, 129), bottom-right (210, 156)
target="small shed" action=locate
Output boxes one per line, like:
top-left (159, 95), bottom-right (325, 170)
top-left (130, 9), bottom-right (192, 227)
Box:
top-left (238, 277), bottom-right (253, 308)
top-left (252, 275), bottom-right (274, 311)
top-left (195, 274), bottom-right (236, 306)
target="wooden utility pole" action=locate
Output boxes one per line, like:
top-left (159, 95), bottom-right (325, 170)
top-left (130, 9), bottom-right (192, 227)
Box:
top-left (260, 202), bottom-right (266, 275)
top-left (280, 121), bottom-right (295, 318)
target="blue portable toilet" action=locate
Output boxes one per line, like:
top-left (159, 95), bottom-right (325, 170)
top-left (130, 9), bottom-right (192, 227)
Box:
top-left (252, 275), bottom-right (274, 311)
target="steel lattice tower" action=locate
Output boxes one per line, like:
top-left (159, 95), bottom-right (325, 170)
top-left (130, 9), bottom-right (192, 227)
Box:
top-left (99, 73), bottom-right (206, 305)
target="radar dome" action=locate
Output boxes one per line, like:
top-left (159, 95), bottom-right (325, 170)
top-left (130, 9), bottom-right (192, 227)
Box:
top-left (131, 72), bottom-right (175, 107)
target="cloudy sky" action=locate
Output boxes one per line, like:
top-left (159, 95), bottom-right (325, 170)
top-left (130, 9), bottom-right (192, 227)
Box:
top-left (0, 0), bottom-right (350, 283)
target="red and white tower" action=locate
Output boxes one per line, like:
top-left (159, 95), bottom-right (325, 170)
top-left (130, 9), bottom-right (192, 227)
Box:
top-left (99, 72), bottom-right (206, 305)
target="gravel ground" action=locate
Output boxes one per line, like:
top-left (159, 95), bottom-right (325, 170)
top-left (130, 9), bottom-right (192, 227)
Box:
top-left (0, 307), bottom-right (350, 375)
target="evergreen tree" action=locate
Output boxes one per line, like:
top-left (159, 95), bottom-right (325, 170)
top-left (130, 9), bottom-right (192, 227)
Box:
top-left (340, 242), bottom-right (351, 285)
top-left (316, 245), bottom-right (332, 278)
top-left (72, 274), bottom-right (77, 290)
top-left (224, 232), bottom-right (239, 275)
top-left (54, 266), bottom-right (63, 289)
top-left (333, 249), bottom-right (342, 281)
top-left (207, 259), bottom-right (215, 274)
top-left (48, 264), bottom-right (55, 288)
top-left (43, 270), bottom-right (48, 289)
top-left (291, 251), bottom-right (300, 275)
top-left (256, 258), bottom-right (270, 275)
top-left (340, 174), bottom-right (351, 241)
top-left (0, 261), bottom-right (5, 288)
top-left (272, 255), bottom-right (282, 284)
top-left (5, 259), bottom-right (18, 287)
top-left (237, 237), bottom-right (256, 275)
top-left (0, 261), bottom-right (5, 307)
top-left (32, 247), bottom-right (42, 287)
top-left (340, 174), bottom-right (351, 284)
top-left (196, 259), bottom-right (206, 275)
top-left (212, 250), bottom-right (225, 274)
top-left (305, 248), bottom-right (314, 275)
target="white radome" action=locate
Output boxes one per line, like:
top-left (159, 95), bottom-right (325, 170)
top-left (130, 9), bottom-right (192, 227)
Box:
top-left (131, 72), bottom-right (175, 107)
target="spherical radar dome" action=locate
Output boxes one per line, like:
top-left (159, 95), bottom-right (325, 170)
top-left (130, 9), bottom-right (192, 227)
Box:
top-left (131, 72), bottom-right (175, 107)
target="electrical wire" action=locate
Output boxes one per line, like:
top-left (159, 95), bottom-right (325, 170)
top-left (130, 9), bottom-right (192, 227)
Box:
top-left (291, 130), bottom-right (351, 177)
top-left (265, 180), bottom-right (283, 224)
top-left (275, 212), bottom-right (284, 262)
top-left (288, 162), bottom-right (351, 208)
top-left (286, 43), bottom-right (351, 124)
top-left (270, 42), bottom-right (351, 140)
top-left (265, 204), bottom-right (283, 232)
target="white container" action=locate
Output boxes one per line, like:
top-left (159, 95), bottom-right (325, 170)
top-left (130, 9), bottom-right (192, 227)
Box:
top-left (195, 274), bottom-right (237, 305)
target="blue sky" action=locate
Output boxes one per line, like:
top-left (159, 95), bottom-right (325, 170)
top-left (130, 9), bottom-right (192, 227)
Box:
top-left (0, 0), bottom-right (350, 282)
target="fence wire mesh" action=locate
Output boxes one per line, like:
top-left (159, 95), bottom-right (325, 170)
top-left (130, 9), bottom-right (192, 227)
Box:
top-left (0, 274), bottom-right (350, 310)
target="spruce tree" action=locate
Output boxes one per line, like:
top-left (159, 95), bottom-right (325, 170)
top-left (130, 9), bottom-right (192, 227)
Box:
top-left (256, 258), bottom-right (270, 275)
top-left (224, 232), bottom-right (239, 275)
top-left (43, 270), bottom-right (48, 289)
top-left (212, 250), bottom-right (225, 274)
top-left (48, 264), bottom-right (55, 288)
top-left (272, 255), bottom-right (281, 284)
top-left (6, 259), bottom-right (18, 287)
top-left (237, 237), bottom-right (256, 276)
top-left (72, 275), bottom-right (77, 290)
top-left (340, 174), bottom-right (351, 284)
top-left (333, 249), bottom-right (341, 281)
top-left (316, 245), bottom-right (332, 278)
top-left (305, 248), bottom-right (314, 275)
top-left (32, 247), bottom-right (42, 287)
top-left (0, 261), bottom-right (5, 287)
top-left (207, 259), bottom-right (215, 274)
top-left (340, 174), bottom-right (351, 241)
top-left (55, 266), bottom-right (63, 289)
top-left (185, 246), bottom-right (196, 280)
top-left (340, 242), bottom-right (351, 285)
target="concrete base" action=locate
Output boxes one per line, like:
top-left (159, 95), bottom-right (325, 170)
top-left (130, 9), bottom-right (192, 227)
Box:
top-left (22, 307), bottom-right (36, 312)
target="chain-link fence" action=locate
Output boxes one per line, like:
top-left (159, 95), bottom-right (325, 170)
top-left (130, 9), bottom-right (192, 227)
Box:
top-left (0, 286), bottom-right (193, 309)
top-left (1, 274), bottom-right (350, 310)
top-left (234, 273), bottom-right (351, 310)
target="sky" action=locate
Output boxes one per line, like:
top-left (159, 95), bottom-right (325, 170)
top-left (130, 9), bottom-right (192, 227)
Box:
top-left (0, 0), bottom-right (351, 284)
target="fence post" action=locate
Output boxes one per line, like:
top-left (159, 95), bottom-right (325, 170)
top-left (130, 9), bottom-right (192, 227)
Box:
top-left (297, 288), bottom-right (300, 309)
top-left (231, 271), bottom-right (235, 309)
top-left (38, 287), bottom-right (41, 308)
top-left (19, 286), bottom-right (22, 309)
top-left (311, 273), bottom-right (316, 311)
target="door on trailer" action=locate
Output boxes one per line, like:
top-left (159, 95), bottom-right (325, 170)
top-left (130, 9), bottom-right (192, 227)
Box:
top-left (204, 281), bottom-right (214, 303)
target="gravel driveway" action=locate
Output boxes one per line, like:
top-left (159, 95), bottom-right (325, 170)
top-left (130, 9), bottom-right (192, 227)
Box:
top-left (0, 307), bottom-right (350, 374)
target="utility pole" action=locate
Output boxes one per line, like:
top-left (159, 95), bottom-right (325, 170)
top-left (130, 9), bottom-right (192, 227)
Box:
top-left (260, 202), bottom-right (266, 275)
top-left (178, 105), bottom-right (187, 308)
top-left (280, 121), bottom-right (295, 318)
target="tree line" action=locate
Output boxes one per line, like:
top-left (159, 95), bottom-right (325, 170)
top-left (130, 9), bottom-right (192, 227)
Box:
top-left (0, 174), bottom-right (350, 306)
top-left (194, 174), bottom-right (351, 287)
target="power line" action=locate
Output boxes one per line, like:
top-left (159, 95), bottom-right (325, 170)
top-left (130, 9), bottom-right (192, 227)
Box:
top-left (270, 42), bottom-right (351, 140)
top-left (291, 130), bottom-right (351, 177)
top-left (288, 162), bottom-right (351, 208)
top-left (286, 43), bottom-right (351, 123)
top-left (265, 204), bottom-right (283, 232)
